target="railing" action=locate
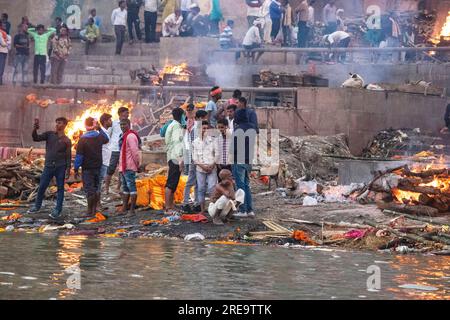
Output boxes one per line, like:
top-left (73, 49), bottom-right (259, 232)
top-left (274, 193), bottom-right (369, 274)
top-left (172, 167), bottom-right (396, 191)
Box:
top-left (33, 85), bottom-right (299, 108)
top-left (209, 46), bottom-right (450, 64)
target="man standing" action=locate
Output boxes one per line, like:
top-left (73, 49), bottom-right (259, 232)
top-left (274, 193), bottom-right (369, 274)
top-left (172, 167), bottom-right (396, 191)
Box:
top-left (269, 0), bottom-right (283, 43)
top-left (111, 1), bottom-right (128, 55)
top-left (1, 13), bottom-right (10, 34)
top-left (144, 0), bottom-right (161, 43)
top-left (206, 86), bottom-right (222, 128)
top-left (74, 117), bottom-right (109, 218)
top-left (104, 107), bottom-right (130, 194)
top-left (98, 113), bottom-right (113, 208)
top-left (216, 118), bottom-right (232, 174)
top-left (0, 21), bottom-right (11, 86)
top-left (193, 121), bottom-right (218, 214)
top-left (296, 0), bottom-right (309, 48)
top-left (28, 118), bottom-right (72, 219)
top-left (28, 25), bottom-right (56, 84)
top-left (127, 0), bottom-right (143, 44)
top-left (118, 119), bottom-right (140, 215)
top-left (246, 0), bottom-right (263, 28)
top-left (323, 0), bottom-right (337, 35)
top-left (226, 104), bottom-right (236, 133)
top-left (12, 23), bottom-right (30, 86)
top-left (238, 97), bottom-right (259, 134)
top-left (181, 107), bottom-right (205, 213)
top-left (164, 107), bottom-right (185, 215)
top-left (50, 26), bottom-right (71, 85)
top-left (231, 109), bottom-right (257, 218)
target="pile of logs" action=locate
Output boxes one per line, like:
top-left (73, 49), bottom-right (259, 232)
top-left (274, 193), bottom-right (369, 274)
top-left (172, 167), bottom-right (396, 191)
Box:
top-left (374, 165), bottom-right (450, 217)
top-left (0, 154), bottom-right (44, 202)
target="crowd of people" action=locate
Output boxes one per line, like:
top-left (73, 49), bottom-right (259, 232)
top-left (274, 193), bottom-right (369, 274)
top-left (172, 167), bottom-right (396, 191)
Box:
top-left (29, 106), bottom-right (142, 219)
top-left (162, 86), bottom-right (258, 224)
top-left (27, 86), bottom-right (259, 225)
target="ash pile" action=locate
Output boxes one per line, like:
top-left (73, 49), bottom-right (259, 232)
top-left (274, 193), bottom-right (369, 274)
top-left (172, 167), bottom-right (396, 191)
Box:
top-left (362, 128), bottom-right (448, 159)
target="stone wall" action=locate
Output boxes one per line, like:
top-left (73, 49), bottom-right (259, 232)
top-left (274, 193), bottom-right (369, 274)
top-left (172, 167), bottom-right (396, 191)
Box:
top-left (256, 87), bottom-right (447, 154)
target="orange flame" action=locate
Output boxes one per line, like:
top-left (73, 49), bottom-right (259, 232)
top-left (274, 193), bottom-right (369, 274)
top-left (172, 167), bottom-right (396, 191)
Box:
top-left (65, 100), bottom-right (133, 147)
top-left (156, 62), bottom-right (192, 84)
top-left (432, 11), bottom-right (450, 44)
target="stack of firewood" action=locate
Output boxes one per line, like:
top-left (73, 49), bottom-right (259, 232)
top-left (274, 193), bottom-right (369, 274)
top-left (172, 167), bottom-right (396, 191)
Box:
top-left (0, 155), bottom-right (44, 201)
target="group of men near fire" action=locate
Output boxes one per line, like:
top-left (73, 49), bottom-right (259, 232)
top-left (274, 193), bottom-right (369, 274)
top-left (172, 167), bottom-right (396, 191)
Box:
top-left (28, 86), bottom-right (258, 225)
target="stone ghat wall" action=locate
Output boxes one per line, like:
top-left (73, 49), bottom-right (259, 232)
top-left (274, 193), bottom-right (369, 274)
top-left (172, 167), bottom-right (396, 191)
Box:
top-left (256, 87), bottom-right (447, 155)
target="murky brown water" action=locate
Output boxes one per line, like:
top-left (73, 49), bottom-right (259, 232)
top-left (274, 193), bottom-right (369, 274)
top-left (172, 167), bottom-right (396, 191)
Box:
top-left (0, 234), bottom-right (449, 300)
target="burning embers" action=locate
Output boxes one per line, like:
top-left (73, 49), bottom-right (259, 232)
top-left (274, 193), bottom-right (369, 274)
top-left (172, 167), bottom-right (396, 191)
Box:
top-left (432, 11), bottom-right (450, 44)
top-left (377, 162), bottom-right (450, 217)
top-left (65, 100), bottom-right (133, 148)
top-left (130, 62), bottom-right (214, 86)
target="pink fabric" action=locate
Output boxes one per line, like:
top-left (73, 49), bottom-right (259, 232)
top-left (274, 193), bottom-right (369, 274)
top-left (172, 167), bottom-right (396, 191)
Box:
top-left (119, 133), bottom-right (140, 172)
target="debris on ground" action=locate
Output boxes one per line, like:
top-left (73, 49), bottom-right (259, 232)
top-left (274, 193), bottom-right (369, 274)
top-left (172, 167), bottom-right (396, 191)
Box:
top-left (362, 128), bottom-right (448, 159)
top-left (280, 134), bottom-right (353, 182)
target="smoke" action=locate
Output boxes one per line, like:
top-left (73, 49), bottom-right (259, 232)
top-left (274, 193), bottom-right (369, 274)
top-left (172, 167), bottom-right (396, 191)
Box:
top-left (206, 63), bottom-right (247, 87)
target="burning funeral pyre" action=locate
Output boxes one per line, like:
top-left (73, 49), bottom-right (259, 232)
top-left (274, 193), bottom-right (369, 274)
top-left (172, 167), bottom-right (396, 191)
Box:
top-left (130, 62), bottom-right (214, 87)
top-left (65, 100), bottom-right (133, 148)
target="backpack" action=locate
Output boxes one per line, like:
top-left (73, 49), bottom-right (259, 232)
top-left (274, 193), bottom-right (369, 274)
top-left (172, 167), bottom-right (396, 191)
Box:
top-left (160, 120), bottom-right (174, 138)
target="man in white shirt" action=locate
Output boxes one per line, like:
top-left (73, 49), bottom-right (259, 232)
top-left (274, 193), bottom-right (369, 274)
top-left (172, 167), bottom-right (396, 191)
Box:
top-left (261, 0), bottom-right (272, 43)
top-left (323, 30), bottom-right (350, 62)
top-left (104, 106), bottom-right (130, 194)
top-left (241, 19), bottom-right (264, 63)
top-left (246, 0), bottom-right (263, 28)
top-left (193, 121), bottom-right (218, 214)
top-left (111, 0), bottom-right (127, 55)
top-left (144, 0), bottom-right (161, 43)
top-left (162, 9), bottom-right (183, 37)
top-left (98, 113), bottom-right (113, 208)
top-left (322, 0), bottom-right (337, 34)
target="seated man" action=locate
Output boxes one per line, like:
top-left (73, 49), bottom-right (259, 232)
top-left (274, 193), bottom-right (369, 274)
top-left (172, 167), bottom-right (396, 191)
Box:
top-left (81, 18), bottom-right (100, 55)
top-left (162, 9), bottom-right (184, 37)
top-left (240, 19), bottom-right (264, 63)
top-left (180, 4), bottom-right (201, 37)
top-left (208, 169), bottom-right (245, 225)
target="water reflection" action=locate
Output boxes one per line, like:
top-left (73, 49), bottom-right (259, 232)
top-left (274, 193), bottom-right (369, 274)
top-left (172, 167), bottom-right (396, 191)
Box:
top-left (0, 234), bottom-right (449, 300)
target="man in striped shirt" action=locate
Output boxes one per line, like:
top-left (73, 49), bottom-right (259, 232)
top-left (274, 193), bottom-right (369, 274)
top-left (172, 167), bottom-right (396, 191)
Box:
top-left (219, 20), bottom-right (234, 49)
top-left (216, 118), bottom-right (232, 178)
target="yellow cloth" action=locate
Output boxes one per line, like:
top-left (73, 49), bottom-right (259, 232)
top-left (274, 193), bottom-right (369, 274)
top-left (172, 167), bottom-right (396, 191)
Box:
top-left (137, 175), bottom-right (187, 210)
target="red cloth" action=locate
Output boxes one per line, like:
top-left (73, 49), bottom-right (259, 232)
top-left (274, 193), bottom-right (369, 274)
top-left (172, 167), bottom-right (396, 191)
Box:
top-left (181, 214), bottom-right (209, 223)
top-left (120, 129), bottom-right (140, 173)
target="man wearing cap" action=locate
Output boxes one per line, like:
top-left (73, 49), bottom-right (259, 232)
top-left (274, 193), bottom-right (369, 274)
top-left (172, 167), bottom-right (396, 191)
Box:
top-left (206, 86), bottom-right (222, 128)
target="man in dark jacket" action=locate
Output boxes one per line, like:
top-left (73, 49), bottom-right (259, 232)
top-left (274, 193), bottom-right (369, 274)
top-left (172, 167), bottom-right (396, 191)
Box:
top-left (231, 108), bottom-right (258, 219)
top-left (127, 0), bottom-right (143, 44)
top-left (74, 117), bottom-right (109, 217)
top-left (28, 117), bottom-right (72, 219)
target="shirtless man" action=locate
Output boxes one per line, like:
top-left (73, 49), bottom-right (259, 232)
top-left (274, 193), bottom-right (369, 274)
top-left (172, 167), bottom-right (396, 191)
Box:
top-left (208, 169), bottom-right (245, 225)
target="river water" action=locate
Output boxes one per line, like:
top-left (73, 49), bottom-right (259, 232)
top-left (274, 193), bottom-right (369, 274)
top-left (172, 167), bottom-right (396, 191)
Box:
top-left (0, 234), bottom-right (449, 300)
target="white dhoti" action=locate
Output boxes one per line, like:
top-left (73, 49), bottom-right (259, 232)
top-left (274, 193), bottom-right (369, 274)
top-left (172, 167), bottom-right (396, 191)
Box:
top-left (208, 189), bottom-right (245, 220)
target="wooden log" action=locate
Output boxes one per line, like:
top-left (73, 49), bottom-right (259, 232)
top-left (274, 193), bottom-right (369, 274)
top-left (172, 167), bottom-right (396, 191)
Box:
top-left (403, 167), bottom-right (447, 178)
top-left (382, 209), bottom-right (442, 225)
top-left (397, 184), bottom-right (442, 195)
top-left (377, 201), bottom-right (440, 217)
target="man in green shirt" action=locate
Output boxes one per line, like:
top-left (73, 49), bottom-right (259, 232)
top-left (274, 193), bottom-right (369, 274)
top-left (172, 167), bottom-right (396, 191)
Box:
top-left (164, 107), bottom-right (185, 215)
top-left (81, 18), bottom-right (100, 55)
top-left (28, 25), bottom-right (56, 84)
